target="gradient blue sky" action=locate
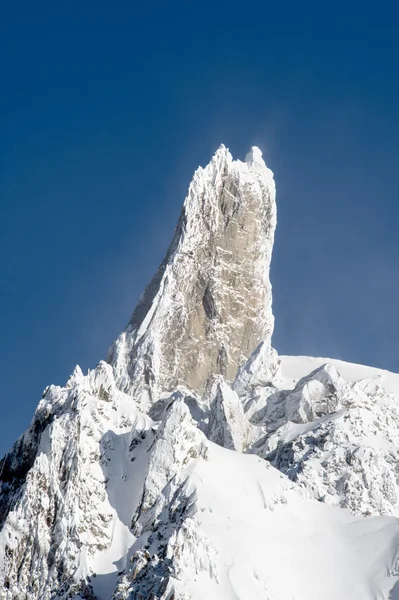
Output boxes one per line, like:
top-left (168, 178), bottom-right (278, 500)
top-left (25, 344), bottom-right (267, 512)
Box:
top-left (1, 1), bottom-right (399, 455)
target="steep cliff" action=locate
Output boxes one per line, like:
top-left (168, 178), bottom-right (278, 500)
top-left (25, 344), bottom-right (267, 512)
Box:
top-left (107, 145), bottom-right (277, 411)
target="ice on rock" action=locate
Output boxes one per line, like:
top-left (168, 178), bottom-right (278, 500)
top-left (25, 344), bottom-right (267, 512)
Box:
top-left (66, 365), bottom-right (85, 387)
top-left (0, 365), bottom-right (152, 599)
top-left (205, 375), bottom-right (253, 452)
top-left (116, 398), bottom-right (215, 600)
top-left (234, 339), bottom-right (280, 397)
top-left (263, 356), bottom-right (399, 516)
top-left (284, 362), bottom-right (348, 423)
top-left (131, 397), bottom-right (206, 537)
top-left (107, 144), bottom-right (277, 412)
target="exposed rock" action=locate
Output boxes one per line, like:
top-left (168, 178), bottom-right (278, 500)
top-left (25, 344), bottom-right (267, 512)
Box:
top-left (3, 146), bottom-right (399, 599)
top-left (234, 340), bottom-right (280, 397)
top-left (107, 145), bottom-right (276, 411)
top-left (284, 363), bottom-right (349, 424)
top-left (131, 398), bottom-right (205, 537)
top-left (205, 375), bottom-right (253, 452)
top-left (0, 367), bottom-right (153, 600)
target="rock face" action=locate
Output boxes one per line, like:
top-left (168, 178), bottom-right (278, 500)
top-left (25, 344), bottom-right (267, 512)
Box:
top-left (0, 362), bottom-right (154, 600)
top-left (205, 375), bottom-right (252, 452)
top-left (2, 146), bottom-right (399, 600)
top-left (107, 145), bottom-right (277, 411)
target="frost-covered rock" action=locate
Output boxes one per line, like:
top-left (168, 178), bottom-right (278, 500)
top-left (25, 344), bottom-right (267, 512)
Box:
top-left (107, 145), bottom-right (277, 411)
top-left (284, 363), bottom-right (349, 423)
top-left (262, 356), bottom-right (399, 517)
top-left (205, 375), bottom-right (253, 452)
top-left (114, 400), bottom-right (213, 600)
top-left (0, 368), bottom-right (153, 600)
top-left (131, 398), bottom-right (205, 537)
top-left (234, 340), bottom-right (280, 397)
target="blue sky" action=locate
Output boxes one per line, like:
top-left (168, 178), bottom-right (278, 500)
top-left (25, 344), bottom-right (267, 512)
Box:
top-left (1, 1), bottom-right (399, 455)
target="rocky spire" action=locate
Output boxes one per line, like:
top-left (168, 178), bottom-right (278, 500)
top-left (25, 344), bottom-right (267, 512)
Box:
top-left (107, 145), bottom-right (277, 410)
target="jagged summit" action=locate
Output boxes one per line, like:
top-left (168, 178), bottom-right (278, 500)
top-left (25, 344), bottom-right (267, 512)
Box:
top-left (245, 145), bottom-right (264, 165)
top-left (107, 145), bottom-right (277, 411)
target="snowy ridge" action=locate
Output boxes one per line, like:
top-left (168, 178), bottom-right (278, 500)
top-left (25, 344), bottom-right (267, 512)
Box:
top-left (262, 357), bottom-right (399, 516)
top-left (0, 362), bottom-right (155, 599)
top-left (2, 146), bottom-right (399, 599)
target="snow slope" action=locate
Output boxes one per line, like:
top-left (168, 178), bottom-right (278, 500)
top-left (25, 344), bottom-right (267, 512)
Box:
top-left (111, 398), bottom-right (399, 600)
top-left (181, 442), bottom-right (399, 600)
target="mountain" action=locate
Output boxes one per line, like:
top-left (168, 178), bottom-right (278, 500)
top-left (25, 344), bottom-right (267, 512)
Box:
top-left (1, 146), bottom-right (399, 600)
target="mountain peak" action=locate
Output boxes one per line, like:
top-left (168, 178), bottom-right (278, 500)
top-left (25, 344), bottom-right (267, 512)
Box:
top-left (245, 145), bottom-right (264, 164)
top-left (107, 145), bottom-right (277, 411)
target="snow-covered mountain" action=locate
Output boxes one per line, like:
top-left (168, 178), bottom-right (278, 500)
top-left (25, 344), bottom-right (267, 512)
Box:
top-left (1, 146), bottom-right (399, 600)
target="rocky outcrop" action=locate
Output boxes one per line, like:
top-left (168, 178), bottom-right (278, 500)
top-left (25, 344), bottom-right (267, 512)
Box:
top-left (0, 364), bottom-right (153, 600)
top-left (234, 340), bottom-right (280, 397)
top-left (206, 375), bottom-right (253, 452)
top-left (255, 361), bottom-right (399, 516)
top-left (107, 146), bottom-right (277, 411)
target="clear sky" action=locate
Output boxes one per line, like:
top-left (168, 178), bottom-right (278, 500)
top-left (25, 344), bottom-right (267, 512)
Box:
top-left (1, 1), bottom-right (399, 456)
